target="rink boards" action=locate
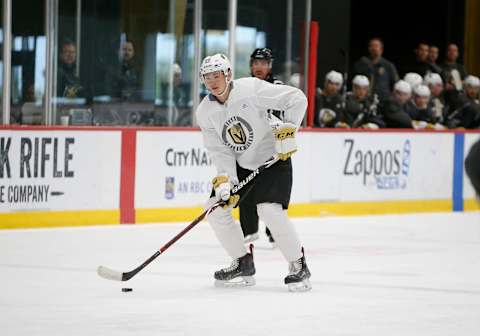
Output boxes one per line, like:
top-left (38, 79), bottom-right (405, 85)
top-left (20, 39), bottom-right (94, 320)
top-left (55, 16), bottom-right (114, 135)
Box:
top-left (0, 127), bottom-right (478, 228)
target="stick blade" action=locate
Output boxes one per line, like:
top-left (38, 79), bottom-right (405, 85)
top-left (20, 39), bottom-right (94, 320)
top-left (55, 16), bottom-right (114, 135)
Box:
top-left (97, 265), bottom-right (124, 281)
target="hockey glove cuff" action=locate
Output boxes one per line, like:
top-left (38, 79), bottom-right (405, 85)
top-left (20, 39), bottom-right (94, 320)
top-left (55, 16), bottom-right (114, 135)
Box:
top-left (273, 122), bottom-right (298, 161)
top-left (212, 175), bottom-right (240, 209)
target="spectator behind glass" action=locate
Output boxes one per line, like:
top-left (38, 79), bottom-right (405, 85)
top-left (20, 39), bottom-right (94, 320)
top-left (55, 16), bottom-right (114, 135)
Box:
top-left (57, 40), bottom-right (84, 98)
top-left (441, 43), bottom-right (468, 90)
top-left (314, 70), bottom-right (346, 128)
top-left (105, 40), bottom-right (140, 101)
top-left (352, 37), bottom-right (399, 102)
top-left (428, 45), bottom-right (442, 73)
top-left (409, 42), bottom-right (438, 77)
top-left (172, 63), bottom-right (191, 125)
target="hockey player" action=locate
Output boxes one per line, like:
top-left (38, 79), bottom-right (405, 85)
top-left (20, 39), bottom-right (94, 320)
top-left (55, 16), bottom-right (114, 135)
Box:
top-left (240, 48), bottom-right (281, 245)
top-left (464, 75), bottom-right (480, 104)
top-left (425, 73), bottom-right (447, 124)
top-left (196, 53), bottom-right (311, 291)
top-left (409, 85), bottom-right (435, 125)
top-left (379, 80), bottom-right (414, 128)
top-left (344, 75), bottom-right (385, 129)
top-left (314, 70), bottom-right (346, 128)
top-left (249, 48), bottom-right (283, 85)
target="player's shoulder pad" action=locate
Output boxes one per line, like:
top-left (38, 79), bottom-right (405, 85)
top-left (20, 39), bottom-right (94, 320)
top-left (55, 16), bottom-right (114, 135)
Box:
top-left (195, 95), bottom-right (216, 119)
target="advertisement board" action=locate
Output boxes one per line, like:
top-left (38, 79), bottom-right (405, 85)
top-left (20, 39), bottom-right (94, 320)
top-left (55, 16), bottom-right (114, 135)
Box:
top-left (310, 132), bottom-right (454, 201)
top-left (0, 130), bottom-right (121, 212)
top-left (135, 131), bottom-right (216, 208)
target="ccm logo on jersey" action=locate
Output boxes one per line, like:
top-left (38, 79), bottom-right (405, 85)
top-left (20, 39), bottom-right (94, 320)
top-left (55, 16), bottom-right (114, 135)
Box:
top-left (222, 116), bottom-right (254, 152)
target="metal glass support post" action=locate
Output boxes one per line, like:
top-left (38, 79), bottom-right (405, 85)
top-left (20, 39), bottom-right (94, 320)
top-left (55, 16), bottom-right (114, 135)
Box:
top-left (228, 0), bottom-right (237, 78)
top-left (302, 0), bottom-right (311, 127)
top-left (192, 0), bottom-right (202, 125)
top-left (2, 0), bottom-right (12, 125)
top-left (45, 0), bottom-right (59, 125)
top-left (75, 0), bottom-right (82, 76)
top-left (285, 0), bottom-right (293, 82)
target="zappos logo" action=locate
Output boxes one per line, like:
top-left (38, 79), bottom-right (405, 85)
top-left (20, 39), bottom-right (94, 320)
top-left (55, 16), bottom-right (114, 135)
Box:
top-left (343, 139), bottom-right (412, 190)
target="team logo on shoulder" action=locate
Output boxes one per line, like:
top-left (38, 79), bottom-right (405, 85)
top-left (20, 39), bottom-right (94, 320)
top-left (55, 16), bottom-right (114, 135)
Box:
top-left (222, 116), bottom-right (254, 152)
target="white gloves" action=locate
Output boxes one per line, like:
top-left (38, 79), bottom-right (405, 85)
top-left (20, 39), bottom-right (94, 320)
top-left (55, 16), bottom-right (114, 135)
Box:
top-left (273, 122), bottom-right (298, 161)
top-left (212, 175), bottom-right (240, 208)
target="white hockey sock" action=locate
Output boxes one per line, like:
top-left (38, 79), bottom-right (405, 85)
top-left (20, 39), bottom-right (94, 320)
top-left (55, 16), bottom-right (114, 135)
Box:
top-left (257, 203), bottom-right (302, 262)
top-left (206, 198), bottom-right (247, 259)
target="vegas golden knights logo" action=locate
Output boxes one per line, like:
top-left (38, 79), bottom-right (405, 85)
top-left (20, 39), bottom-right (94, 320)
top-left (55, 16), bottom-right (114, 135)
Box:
top-left (222, 116), bottom-right (253, 151)
top-left (228, 123), bottom-right (246, 144)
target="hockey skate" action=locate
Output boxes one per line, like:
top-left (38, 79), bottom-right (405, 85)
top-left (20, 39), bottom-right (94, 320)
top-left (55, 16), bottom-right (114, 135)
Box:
top-left (214, 245), bottom-right (256, 287)
top-left (284, 248), bottom-right (312, 292)
top-left (244, 232), bottom-right (259, 244)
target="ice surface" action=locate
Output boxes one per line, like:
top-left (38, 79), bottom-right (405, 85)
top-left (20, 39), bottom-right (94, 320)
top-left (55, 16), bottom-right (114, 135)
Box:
top-left (1, 212), bottom-right (480, 336)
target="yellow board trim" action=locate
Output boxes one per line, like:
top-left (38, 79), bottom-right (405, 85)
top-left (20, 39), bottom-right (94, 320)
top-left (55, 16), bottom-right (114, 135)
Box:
top-left (136, 207), bottom-right (240, 223)
top-left (1, 199), bottom-right (477, 230)
top-left (287, 199), bottom-right (453, 217)
top-left (464, 198), bottom-right (480, 211)
top-left (0, 210), bottom-right (119, 229)
top-left (136, 199), bottom-right (458, 223)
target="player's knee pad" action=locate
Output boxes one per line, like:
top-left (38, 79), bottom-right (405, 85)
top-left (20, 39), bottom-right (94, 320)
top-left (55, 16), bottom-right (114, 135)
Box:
top-left (257, 202), bottom-right (283, 218)
top-left (257, 203), bottom-right (288, 232)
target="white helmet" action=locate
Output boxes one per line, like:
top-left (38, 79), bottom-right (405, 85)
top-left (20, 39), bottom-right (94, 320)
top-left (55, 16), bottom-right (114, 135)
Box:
top-left (464, 75), bottom-right (480, 88)
top-left (325, 70), bottom-right (343, 86)
top-left (173, 63), bottom-right (182, 75)
top-left (404, 72), bottom-right (423, 89)
top-left (200, 53), bottom-right (232, 96)
top-left (352, 75), bottom-right (370, 87)
top-left (424, 73), bottom-right (443, 87)
top-left (414, 84), bottom-right (431, 97)
top-left (394, 80), bottom-right (412, 94)
top-left (200, 53), bottom-right (231, 80)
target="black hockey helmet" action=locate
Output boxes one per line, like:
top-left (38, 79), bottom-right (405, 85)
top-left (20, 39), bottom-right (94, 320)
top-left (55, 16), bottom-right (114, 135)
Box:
top-left (250, 48), bottom-right (273, 62)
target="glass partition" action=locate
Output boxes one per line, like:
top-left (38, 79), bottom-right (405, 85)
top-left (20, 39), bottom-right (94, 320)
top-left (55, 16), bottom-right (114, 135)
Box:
top-left (54, 0), bottom-right (195, 126)
top-left (200, 0), bottom-right (229, 99)
top-left (0, 2), bottom-right (3, 124)
top-left (1, 0), bottom-right (309, 126)
top-left (236, 0), bottom-right (306, 88)
top-left (10, 0), bottom-right (45, 125)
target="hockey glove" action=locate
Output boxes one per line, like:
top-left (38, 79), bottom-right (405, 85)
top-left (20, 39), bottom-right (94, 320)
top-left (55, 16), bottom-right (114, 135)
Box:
top-left (273, 122), bottom-right (298, 161)
top-left (212, 175), bottom-right (240, 209)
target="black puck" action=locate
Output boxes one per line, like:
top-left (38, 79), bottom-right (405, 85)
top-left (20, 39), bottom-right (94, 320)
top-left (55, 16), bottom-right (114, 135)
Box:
top-left (121, 288), bottom-right (133, 292)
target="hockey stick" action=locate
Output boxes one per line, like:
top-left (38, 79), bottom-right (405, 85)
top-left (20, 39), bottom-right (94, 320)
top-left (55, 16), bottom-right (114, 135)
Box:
top-left (97, 155), bottom-right (279, 282)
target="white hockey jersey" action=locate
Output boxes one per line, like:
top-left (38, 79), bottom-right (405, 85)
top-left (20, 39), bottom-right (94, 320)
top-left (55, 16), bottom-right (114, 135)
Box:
top-left (196, 77), bottom-right (307, 179)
